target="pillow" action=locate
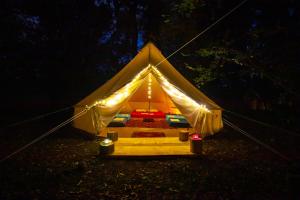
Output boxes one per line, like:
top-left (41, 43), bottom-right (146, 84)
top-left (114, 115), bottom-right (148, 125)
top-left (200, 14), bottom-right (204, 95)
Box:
top-left (170, 118), bottom-right (180, 122)
top-left (116, 113), bottom-right (130, 119)
top-left (113, 117), bottom-right (126, 122)
top-left (166, 114), bottom-right (186, 120)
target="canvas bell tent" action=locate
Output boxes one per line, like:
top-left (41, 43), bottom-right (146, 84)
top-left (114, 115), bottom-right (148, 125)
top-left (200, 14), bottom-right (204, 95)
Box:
top-left (73, 42), bottom-right (223, 137)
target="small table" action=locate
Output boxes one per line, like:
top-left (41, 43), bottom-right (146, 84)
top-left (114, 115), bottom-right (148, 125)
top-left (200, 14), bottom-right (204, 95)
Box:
top-left (179, 130), bottom-right (189, 141)
top-left (107, 131), bottom-right (118, 141)
top-left (190, 134), bottom-right (202, 154)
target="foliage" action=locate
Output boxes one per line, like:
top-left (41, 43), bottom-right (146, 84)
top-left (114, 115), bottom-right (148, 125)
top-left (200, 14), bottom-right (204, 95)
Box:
top-left (160, 0), bottom-right (299, 111)
top-left (184, 63), bottom-right (216, 87)
top-left (0, 0), bottom-right (299, 113)
top-left (172, 0), bottom-right (202, 18)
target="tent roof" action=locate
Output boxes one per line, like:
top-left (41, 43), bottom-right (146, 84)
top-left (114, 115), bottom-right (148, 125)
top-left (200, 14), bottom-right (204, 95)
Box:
top-left (76, 42), bottom-right (222, 110)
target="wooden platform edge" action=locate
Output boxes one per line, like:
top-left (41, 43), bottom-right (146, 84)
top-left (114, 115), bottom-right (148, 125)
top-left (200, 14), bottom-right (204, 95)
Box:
top-left (97, 153), bottom-right (203, 159)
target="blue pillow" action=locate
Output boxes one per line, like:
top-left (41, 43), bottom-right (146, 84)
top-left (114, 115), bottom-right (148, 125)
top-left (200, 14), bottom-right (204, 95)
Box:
top-left (166, 114), bottom-right (186, 121)
top-left (116, 113), bottom-right (131, 120)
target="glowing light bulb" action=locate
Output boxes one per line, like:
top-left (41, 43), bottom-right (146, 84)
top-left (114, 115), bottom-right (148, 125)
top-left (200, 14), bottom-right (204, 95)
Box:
top-left (103, 138), bottom-right (111, 144)
top-left (106, 99), bottom-right (117, 106)
top-left (147, 73), bottom-right (152, 100)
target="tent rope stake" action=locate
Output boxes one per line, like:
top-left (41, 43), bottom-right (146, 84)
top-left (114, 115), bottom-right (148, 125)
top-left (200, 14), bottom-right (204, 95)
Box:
top-left (0, 108), bottom-right (88, 163)
top-left (223, 116), bottom-right (290, 161)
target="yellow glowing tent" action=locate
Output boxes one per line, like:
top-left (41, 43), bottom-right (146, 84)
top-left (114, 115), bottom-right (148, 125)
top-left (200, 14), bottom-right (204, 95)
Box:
top-left (73, 42), bottom-right (223, 137)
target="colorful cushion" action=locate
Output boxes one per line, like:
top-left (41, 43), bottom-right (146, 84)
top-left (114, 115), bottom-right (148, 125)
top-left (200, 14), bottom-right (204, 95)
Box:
top-left (168, 120), bottom-right (191, 128)
top-left (107, 122), bottom-right (125, 127)
top-left (166, 115), bottom-right (191, 128)
top-left (141, 112), bottom-right (151, 115)
top-left (112, 117), bottom-right (126, 122)
top-left (166, 114), bottom-right (186, 120)
top-left (116, 113), bottom-right (130, 120)
top-left (108, 117), bottom-right (127, 127)
top-left (131, 111), bottom-right (165, 118)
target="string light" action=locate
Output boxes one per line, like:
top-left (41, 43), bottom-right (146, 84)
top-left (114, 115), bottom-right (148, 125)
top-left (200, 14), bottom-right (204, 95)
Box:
top-left (93, 64), bottom-right (151, 107)
top-left (151, 65), bottom-right (210, 113)
top-left (92, 64), bottom-right (210, 113)
top-left (148, 74), bottom-right (152, 99)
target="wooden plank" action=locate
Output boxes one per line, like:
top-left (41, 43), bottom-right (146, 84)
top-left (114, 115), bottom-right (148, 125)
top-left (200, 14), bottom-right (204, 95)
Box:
top-left (112, 146), bottom-right (192, 155)
top-left (100, 127), bottom-right (195, 138)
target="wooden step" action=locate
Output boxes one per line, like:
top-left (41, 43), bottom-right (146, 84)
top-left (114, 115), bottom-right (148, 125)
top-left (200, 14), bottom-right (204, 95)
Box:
top-left (107, 137), bottom-right (196, 156)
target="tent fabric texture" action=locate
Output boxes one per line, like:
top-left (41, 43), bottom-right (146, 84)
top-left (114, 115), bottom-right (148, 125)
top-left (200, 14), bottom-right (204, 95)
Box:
top-left (73, 42), bottom-right (223, 137)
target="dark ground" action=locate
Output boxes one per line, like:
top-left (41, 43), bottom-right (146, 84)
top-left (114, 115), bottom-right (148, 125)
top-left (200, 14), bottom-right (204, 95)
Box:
top-left (0, 111), bottom-right (300, 200)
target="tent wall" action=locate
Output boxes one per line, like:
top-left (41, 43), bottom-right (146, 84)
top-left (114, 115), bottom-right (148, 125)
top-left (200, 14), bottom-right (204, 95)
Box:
top-left (199, 110), bottom-right (223, 137)
top-left (75, 42), bottom-right (221, 110)
top-left (73, 107), bottom-right (96, 134)
top-left (128, 73), bottom-right (167, 103)
top-left (120, 73), bottom-right (178, 113)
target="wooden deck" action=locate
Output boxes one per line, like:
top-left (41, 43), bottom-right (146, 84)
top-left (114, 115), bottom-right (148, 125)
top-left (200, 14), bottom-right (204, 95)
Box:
top-left (100, 127), bottom-right (195, 138)
top-left (103, 137), bottom-right (199, 157)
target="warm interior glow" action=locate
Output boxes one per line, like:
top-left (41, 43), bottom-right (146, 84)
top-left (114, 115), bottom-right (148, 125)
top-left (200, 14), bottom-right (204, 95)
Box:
top-left (92, 64), bottom-right (210, 114)
top-left (147, 74), bottom-right (152, 99)
top-left (151, 66), bottom-right (210, 113)
top-left (93, 64), bottom-right (151, 107)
